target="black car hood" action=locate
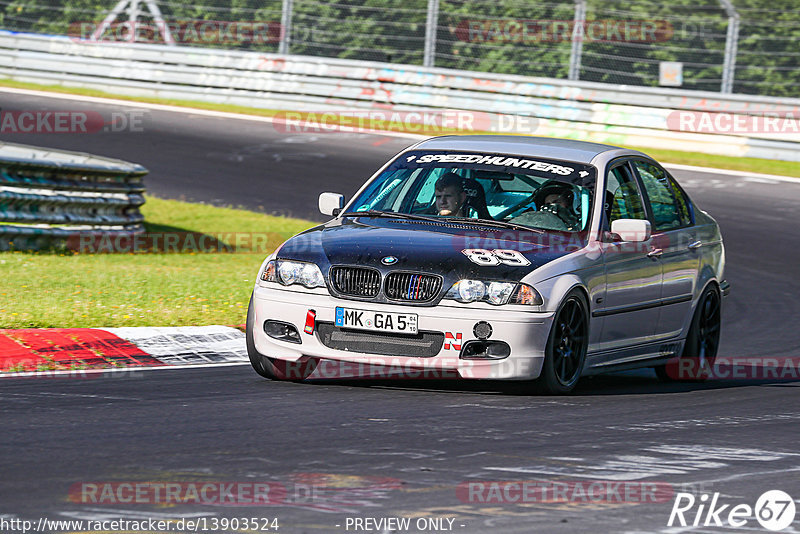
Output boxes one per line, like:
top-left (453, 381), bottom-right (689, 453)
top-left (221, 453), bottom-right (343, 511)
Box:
top-left (277, 216), bottom-right (581, 283)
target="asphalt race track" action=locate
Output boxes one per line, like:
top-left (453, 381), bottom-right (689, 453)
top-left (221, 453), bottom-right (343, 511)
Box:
top-left (2, 91), bottom-right (800, 533)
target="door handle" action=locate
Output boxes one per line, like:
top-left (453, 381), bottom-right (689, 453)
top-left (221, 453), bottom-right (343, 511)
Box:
top-left (688, 240), bottom-right (702, 251)
top-left (647, 248), bottom-right (663, 258)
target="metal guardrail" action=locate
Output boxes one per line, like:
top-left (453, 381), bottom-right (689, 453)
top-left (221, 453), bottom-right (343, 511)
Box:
top-left (2, 0), bottom-right (797, 97)
top-left (0, 32), bottom-right (798, 162)
top-left (0, 141), bottom-right (146, 251)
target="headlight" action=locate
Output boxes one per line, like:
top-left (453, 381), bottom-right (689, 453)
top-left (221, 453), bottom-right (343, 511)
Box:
top-left (446, 280), bottom-right (542, 306)
top-left (278, 261), bottom-right (301, 285)
top-left (261, 260), bottom-right (325, 288)
top-left (300, 263), bottom-right (325, 287)
top-left (487, 282), bottom-right (515, 305)
top-left (457, 279), bottom-right (486, 302)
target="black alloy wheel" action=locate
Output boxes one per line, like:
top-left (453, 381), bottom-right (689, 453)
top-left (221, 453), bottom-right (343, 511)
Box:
top-left (538, 291), bottom-right (588, 394)
top-left (655, 285), bottom-right (721, 382)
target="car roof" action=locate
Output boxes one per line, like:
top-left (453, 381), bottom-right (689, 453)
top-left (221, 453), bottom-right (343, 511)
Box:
top-left (411, 135), bottom-right (648, 165)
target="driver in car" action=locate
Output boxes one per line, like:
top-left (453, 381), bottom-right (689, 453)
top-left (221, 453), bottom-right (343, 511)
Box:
top-left (434, 173), bottom-right (468, 217)
top-left (537, 184), bottom-right (579, 230)
top-left (510, 182), bottom-right (580, 231)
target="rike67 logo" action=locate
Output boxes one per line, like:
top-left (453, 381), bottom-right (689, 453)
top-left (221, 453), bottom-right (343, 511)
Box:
top-left (668, 490), bottom-right (796, 531)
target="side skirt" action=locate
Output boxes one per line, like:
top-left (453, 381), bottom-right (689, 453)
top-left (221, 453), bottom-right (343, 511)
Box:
top-left (583, 338), bottom-right (686, 376)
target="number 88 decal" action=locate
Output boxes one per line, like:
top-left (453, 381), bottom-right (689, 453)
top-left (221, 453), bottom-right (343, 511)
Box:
top-left (462, 249), bottom-right (531, 266)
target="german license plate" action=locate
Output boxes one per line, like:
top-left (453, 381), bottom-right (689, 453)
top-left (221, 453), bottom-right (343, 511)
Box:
top-left (334, 307), bottom-right (418, 334)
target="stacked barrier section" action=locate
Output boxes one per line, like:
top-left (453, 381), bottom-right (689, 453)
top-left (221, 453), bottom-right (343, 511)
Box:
top-left (0, 141), bottom-right (147, 250)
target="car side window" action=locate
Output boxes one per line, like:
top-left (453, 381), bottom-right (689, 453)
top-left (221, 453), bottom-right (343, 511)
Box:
top-left (605, 163), bottom-right (646, 227)
top-left (633, 161), bottom-right (692, 231)
top-left (668, 176), bottom-right (694, 226)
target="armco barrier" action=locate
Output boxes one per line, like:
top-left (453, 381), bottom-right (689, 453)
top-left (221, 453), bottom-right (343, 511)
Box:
top-left (0, 141), bottom-right (146, 251)
top-left (0, 32), bottom-right (798, 161)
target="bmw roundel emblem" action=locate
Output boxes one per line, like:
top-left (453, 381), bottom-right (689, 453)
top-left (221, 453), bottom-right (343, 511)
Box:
top-left (381, 256), bottom-right (398, 265)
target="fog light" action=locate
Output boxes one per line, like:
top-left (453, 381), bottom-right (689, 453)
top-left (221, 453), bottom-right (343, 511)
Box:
top-left (264, 320), bottom-right (302, 344)
top-left (473, 321), bottom-right (492, 339)
top-left (460, 340), bottom-right (510, 360)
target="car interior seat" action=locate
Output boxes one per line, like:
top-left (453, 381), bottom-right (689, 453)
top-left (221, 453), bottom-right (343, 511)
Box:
top-left (461, 176), bottom-right (493, 220)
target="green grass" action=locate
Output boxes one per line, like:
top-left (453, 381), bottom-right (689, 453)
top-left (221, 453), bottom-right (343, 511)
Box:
top-left (0, 197), bottom-right (316, 328)
top-left (634, 147), bottom-right (800, 178)
top-left (2, 78), bottom-right (799, 178)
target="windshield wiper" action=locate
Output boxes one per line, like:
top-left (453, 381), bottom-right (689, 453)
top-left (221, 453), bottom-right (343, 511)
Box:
top-left (341, 210), bottom-right (443, 223)
top-left (342, 210), bottom-right (543, 233)
top-left (443, 217), bottom-right (545, 234)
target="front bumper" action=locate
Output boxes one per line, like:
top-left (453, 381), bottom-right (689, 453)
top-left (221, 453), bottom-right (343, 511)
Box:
top-left (251, 284), bottom-right (555, 380)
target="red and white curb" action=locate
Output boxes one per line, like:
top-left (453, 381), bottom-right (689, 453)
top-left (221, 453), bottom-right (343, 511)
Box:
top-left (0, 326), bottom-right (247, 377)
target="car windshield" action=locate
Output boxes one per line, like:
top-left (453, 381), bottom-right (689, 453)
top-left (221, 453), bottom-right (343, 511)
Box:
top-left (346, 149), bottom-right (597, 233)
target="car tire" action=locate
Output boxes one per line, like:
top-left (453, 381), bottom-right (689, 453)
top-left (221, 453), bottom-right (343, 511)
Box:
top-left (246, 294), bottom-right (316, 381)
top-left (654, 284), bottom-right (721, 382)
top-left (536, 289), bottom-right (589, 395)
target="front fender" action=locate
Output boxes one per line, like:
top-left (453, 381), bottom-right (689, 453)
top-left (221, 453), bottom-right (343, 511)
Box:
top-left (533, 274), bottom-right (587, 313)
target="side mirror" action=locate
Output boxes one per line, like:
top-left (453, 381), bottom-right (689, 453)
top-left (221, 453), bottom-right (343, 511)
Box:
top-left (610, 219), bottom-right (651, 242)
top-left (319, 192), bottom-right (344, 216)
